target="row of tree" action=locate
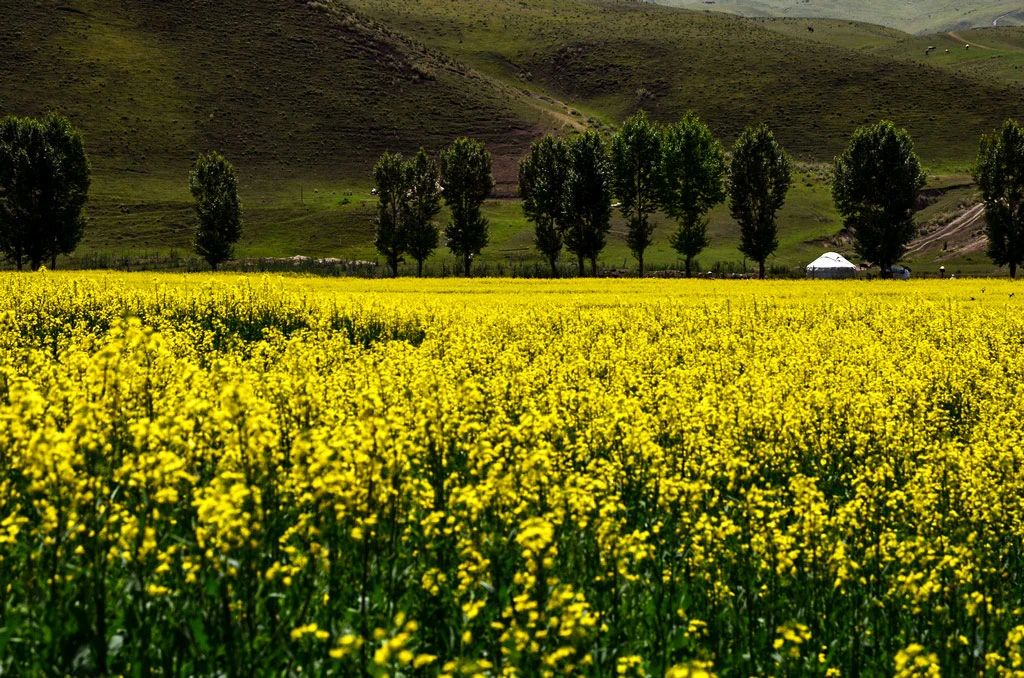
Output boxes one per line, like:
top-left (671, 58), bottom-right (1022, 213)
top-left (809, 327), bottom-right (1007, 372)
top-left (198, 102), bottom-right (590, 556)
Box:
top-left (0, 113), bottom-right (243, 270)
top-left (372, 114), bottom-right (794, 278)
top-left (373, 139), bottom-right (493, 277)
top-left (2, 113), bottom-right (1022, 276)
top-left (521, 112), bottom-right (791, 278)
top-left (374, 116), bottom-right (1024, 279)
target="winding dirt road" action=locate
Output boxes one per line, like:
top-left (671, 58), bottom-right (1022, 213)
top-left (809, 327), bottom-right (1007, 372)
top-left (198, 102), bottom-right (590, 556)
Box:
top-left (993, 11), bottom-right (1015, 27)
top-left (906, 203), bottom-right (987, 256)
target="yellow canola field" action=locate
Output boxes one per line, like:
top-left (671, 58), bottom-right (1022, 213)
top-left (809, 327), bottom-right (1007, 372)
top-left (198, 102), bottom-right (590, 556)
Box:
top-left (1, 273), bottom-right (1024, 676)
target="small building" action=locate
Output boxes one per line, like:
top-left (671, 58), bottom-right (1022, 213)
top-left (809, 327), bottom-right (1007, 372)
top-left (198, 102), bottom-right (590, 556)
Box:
top-left (806, 252), bottom-right (858, 279)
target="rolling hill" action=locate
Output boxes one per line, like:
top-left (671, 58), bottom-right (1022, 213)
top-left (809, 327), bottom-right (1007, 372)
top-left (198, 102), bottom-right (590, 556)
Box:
top-left (653, 0), bottom-right (1024, 34)
top-left (1, 0), bottom-right (1022, 273)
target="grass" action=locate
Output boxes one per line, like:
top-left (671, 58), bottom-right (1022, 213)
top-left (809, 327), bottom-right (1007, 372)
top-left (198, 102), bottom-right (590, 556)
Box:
top-left (69, 169), bottom-right (1001, 276)
top-left (759, 21), bottom-right (1024, 87)
top-left (347, 0), bottom-right (1024, 166)
top-left (654, 0), bottom-right (1024, 34)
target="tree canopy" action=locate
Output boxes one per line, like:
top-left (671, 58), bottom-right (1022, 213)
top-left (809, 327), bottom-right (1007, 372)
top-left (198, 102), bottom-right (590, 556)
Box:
top-left (611, 112), bottom-right (662, 277)
top-left (441, 138), bottom-right (493, 276)
top-left (975, 119), bottom-right (1024, 278)
top-left (0, 114), bottom-right (90, 269)
top-left (833, 121), bottom-right (925, 276)
top-left (730, 124), bottom-right (792, 279)
top-left (190, 151), bottom-right (242, 271)
top-left (659, 113), bottom-right (726, 277)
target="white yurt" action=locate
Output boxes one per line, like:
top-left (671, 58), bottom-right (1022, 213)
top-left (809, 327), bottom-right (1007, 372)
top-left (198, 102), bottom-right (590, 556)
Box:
top-left (806, 252), bottom-right (858, 279)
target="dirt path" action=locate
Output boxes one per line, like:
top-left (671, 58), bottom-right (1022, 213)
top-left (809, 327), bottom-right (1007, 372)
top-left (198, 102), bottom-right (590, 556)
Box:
top-left (947, 31), bottom-right (991, 49)
top-left (906, 203), bottom-right (986, 256)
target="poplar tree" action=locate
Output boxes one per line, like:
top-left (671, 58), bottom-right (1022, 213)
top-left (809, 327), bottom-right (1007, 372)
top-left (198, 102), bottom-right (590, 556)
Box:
top-left (0, 114), bottom-right (90, 269)
top-left (404, 149), bottom-right (443, 278)
top-left (659, 113), bottom-right (726, 277)
top-left (730, 124), bottom-right (792, 279)
top-left (373, 151), bottom-right (408, 277)
top-left (190, 151), bottom-right (242, 271)
top-left (611, 111), bottom-right (662, 277)
top-left (564, 131), bottom-right (612, 276)
top-left (441, 138), bottom-right (493, 276)
top-left (833, 121), bottom-right (926, 277)
top-left (519, 135), bottom-right (569, 276)
top-left (975, 119), bottom-right (1024, 278)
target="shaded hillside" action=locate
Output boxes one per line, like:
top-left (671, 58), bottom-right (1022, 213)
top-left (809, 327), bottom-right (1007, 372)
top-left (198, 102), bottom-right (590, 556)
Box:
top-left (0, 0), bottom-right (563, 184)
top-left (348, 0), bottom-right (1024, 167)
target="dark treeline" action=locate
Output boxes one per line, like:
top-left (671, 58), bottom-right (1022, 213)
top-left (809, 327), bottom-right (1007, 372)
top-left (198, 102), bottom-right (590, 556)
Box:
top-left (373, 115), bottom-right (1024, 279)
top-left (2, 112), bottom-right (1023, 277)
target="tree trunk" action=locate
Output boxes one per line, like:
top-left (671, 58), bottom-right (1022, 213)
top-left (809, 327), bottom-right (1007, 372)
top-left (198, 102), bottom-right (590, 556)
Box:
top-left (50, 252), bottom-right (57, 269)
top-left (685, 256), bottom-right (692, 278)
top-left (211, 261), bottom-right (218, 272)
top-left (1011, 261), bottom-right (1018, 279)
top-left (577, 254), bottom-right (584, 277)
top-left (590, 256), bottom-right (597, 277)
top-left (638, 252), bottom-right (644, 278)
top-left (388, 254), bottom-right (399, 277)
top-left (758, 260), bottom-right (766, 280)
top-left (549, 257), bottom-right (558, 278)
top-left (417, 259), bottom-right (424, 277)
top-left (464, 254), bottom-right (472, 277)
top-left (15, 253), bottom-right (22, 271)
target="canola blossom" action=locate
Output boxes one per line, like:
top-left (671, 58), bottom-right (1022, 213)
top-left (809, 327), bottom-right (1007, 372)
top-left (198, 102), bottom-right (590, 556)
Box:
top-left (1, 273), bottom-right (1023, 676)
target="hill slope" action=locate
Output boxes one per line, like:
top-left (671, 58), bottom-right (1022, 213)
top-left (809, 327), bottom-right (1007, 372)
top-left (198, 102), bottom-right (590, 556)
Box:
top-left (0, 0), bottom-right (571, 185)
top-left (758, 20), bottom-right (1024, 87)
top-left (1, 0), bottom-right (1021, 273)
top-left (348, 0), bottom-right (1024, 165)
top-left (653, 0), bottom-right (1024, 34)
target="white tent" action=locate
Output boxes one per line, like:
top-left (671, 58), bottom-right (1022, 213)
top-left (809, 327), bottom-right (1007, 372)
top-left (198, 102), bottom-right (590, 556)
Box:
top-left (806, 252), bottom-right (858, 279)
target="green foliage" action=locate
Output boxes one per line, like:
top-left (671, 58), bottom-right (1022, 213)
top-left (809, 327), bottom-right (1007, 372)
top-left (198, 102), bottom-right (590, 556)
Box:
top-left (404, 149), bottom-right (443, 277)
top-left (0, 114), bottom-right (90, 270)
top-left (519, 136), bottom-right (569, 276)
top-left (730, 124), bottom-right (792, 279)
top-left (441, 138), bottom-right (494, 276)
top-left (832, 121), bottom-right (926, 275)
top-left (611, 112), bottom-right (662, 277)
top-left (660, 113), bottom-right (727, 277)
top-left (374, 151), bottom-right (408, 277)
top-left (564, 131), bottom-right (613, 276)
top-left (975, 119), bottom-right (1024, 278)
top-left (190, 151), bottom-right (242, 271)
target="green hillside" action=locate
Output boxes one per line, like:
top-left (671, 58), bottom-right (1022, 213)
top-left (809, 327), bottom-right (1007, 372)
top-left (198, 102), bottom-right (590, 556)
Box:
top-left (654, 0), bottom-right (1024, 34)
top-left (758, 20), bottom-right (1024, 86)
top-left (346, 0), bottom-right (1024, 166)
top-left (1, 0), bottom-right (1021, 274)
top-left (0, 0), bottom-right (573, 186)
